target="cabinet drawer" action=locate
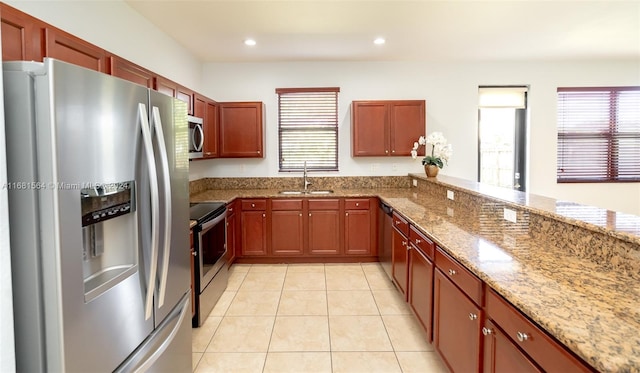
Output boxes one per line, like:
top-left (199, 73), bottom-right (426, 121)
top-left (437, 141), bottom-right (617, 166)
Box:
top-left (409, 226), bottom-right (434, 260)
top-left (309, 199), bottom-right (340, 210)
top-left (392, 211), bottom-right (409, 237)
top-left (486, 289), bottom-right (592, 373)
top-left (435, 247), bottom-right (483, 306)
top-left (271, 199), bottom-right (303, 211)
top-left (345, 198), bottom-right (369, 210)
top-left (241, 199), bottom-right (267, 211)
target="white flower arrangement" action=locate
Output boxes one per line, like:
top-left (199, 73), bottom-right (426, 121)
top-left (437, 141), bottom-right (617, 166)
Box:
top-left (411, 132), bottom-right (452, 169)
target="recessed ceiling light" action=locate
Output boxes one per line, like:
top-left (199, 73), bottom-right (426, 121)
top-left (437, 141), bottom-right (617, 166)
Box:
top-left (374, 38), bottom-right (386, 45)
top-left (244, 39), bottom-right (256, 46)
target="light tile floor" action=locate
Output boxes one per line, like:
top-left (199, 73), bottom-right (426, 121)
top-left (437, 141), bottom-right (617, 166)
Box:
top-left (192, 263), bottom-right (449, 373)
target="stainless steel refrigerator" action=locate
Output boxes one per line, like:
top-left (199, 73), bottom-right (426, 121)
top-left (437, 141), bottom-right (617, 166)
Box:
top-left (4, 58), bottom-right (191, 372)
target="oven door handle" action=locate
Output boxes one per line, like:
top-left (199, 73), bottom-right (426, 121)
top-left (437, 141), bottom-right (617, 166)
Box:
top-left (200, 211), bottom-right (227, 232)
top-left (138, 103), bottom-right (159, 321)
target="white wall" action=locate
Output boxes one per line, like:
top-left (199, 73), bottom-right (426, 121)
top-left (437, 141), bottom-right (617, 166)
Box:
top-left (5, 0), bottom-right (203, 91)
top-left (192, 60), bottom-right (640, 215)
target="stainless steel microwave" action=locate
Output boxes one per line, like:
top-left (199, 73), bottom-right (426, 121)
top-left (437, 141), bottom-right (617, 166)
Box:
top-left (188, 115), bottom-right (204, 159)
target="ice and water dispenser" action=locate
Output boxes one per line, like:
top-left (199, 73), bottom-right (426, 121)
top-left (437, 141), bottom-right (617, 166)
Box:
top-left (81, 181), bottom-right (137, 302)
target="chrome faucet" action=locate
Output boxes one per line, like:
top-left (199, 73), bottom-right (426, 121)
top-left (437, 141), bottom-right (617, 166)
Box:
top-left (303, 161), bottom-right (312, 191)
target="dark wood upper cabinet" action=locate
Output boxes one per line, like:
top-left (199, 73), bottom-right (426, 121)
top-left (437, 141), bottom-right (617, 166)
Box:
top-left (204, 101), bottom-right (219, 158)
top-left (176, 86), bottom-right (194, 115)
top-left (108, 55), bottom-right (154, 88)
top-left (0, 3), bottom-right (42, 62)
top-left (219, 102), bottom-right (264, 158)
top-left (352, 100), bottom-right (425, 157)
top-left (44, 27), bottom-right (106, 73)
top-left (154, 76), bottom-right (178, 98)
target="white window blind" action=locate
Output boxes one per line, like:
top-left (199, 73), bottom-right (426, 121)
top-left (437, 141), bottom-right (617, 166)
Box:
top-left (557, 86), bottom-right (640, 183)
top-left (276, 87), bottom-right (339, 172)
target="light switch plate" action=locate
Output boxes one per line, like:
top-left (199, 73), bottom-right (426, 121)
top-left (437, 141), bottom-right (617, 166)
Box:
top-left (447, 190), bottom-right (454, 200)
top-left (503, 208), bottom-right (517, 223)
top-left (412, 179), bottom-right (418, 187)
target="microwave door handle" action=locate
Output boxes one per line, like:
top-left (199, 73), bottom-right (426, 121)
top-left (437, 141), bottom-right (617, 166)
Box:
top-left (151, 106), bottom-right (172, 307)
top-left (138, 103), bottom-right (160, 321)
top-left (194, 123), bottom-right (204, 152)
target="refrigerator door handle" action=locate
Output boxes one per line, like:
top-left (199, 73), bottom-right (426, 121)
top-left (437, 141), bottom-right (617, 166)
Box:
top-left (139, 103), bottom-right (160, 320)
top-left (151, 106), bottom-right (172, 307)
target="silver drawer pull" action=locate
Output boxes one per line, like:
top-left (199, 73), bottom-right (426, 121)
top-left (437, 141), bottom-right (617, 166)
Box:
top-left (468, 313), bottom-right (477, 321)
top-left (516, 332), bottom-right (529, 342)
top-left (482, 327), bottom-right (493, 336)
top-left (251, 203), bottom-right (255, 208)
top-left (415, 239), bottom-right (422, 244)
top-left (448, 269), bottom-right (457, 276)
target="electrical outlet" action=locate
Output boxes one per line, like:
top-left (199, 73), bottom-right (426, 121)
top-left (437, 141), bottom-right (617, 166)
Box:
top-left (412, 179), bottom-right (418, 187)
top-left (447, 190), bottom-right (455, 200)
top-left (503, 208), bottom-right (517, 223)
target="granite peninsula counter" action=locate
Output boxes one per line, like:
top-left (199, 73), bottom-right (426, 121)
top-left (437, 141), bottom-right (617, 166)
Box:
top-left (189, 175), bottom-right (640, 372)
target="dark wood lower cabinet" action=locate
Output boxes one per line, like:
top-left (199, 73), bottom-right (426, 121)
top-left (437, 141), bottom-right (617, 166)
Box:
top-left (271, 210), bottom-right (304, 255)
top-left (408, 245), bottom-right (434, 342)
top-left (308, 209), bottom-right (341, 255)
top-left (483, 320), bottom-right (541, 373)
top-left (434, 269), bottom-right (482, 373)
top-left (240, 210), bottom-right (267, 256)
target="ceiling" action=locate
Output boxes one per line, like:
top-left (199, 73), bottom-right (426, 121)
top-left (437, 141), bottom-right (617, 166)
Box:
top-left (124, 0), bottom-right (640, 63)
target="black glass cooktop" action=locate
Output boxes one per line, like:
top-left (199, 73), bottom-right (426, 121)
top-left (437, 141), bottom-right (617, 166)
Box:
top-left (189, 202), bottom-right (226, 224)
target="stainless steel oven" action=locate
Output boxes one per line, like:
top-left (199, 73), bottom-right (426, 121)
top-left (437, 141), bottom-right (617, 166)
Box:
top-left (190, 202), bottom-right (228, 327)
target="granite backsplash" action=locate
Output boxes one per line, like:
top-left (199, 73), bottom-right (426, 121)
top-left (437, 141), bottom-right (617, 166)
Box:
top-left (189, 176), bottom-right (411, 195)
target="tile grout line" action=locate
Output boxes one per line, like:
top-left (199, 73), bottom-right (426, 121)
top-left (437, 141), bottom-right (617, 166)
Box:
top-left (261, 264), bottom-right (288, 373)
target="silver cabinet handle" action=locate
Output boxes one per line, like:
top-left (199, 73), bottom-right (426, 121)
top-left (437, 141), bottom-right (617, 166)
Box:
top-left (468, 313), bottom-right (478, 320)
top-left (356, 203), bottom-right (359, 207)
top-left (309, 213), bottom-right (312, 217)
top-left (401, 241), bottom-right (406, 247)
top-left (191, 251), bottom-right (197, 257)
top-left (392, 150), bottom-right (395, 153)
top-left (299, 213), bottom-right (302, 217)
top-left (448, 269), bottom-right (457, 276)
top-left (516, 332), bottom-right (529, 342)
top-left (415, 239), bottom-right (422, 244)
top-left (482, 327), bottom-right (493, 336)
top-left (395, 220), bottom-right (401, 225)
top-left (385, 150), bottom-right (389, 153)
top-left (346, 212), bottom-right (349, 216)
top-left (251, 203), bottom-right (256, 208)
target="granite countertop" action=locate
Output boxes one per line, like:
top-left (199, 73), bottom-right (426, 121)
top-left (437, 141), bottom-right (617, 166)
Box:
top-left (190, 186), bottom-right (640, 372)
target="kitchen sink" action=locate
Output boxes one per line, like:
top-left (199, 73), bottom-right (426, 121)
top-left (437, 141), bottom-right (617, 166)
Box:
top-left (278, 190), bottom-right (305, 195)
top-left (306, 190), bottom-right (333, 195)
top-left (278, 190), bottom-right (334, 195)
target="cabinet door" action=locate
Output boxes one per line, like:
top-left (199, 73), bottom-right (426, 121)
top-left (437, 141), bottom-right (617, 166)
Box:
top-left (241, 210), bottom-right (267, 256)
top-left (391, 227), bottom-right (409, 297)
top-left (344, 209), bottom-right (372, 255)
top-left (225, 204), bottom-right (237, 267)
top-left (109, 55), bottom-right (154, 88)
top-left (389, 100), bottom-right (425, 156)
top-left (483, 320), bottom-right (541, 373)
top-left (154, 76), bottom-right (177, 98)
top-left (434, 269), bottom-right (482, 373)
top-left (271, 210), bottom-right (304, 255)
top-left (408, 244), bottom-right (434, 342)
top-left (177, 86), bottom-right (194, 115)
top-left (203, 101), bottom-right (219, 158)
top-left (194, 94), bottom-right (206, 119)
top-left (308, 209), bottom-right (341, 255)
top-left (1, 3), bottom-right (41, 61)
top-left (219, 102), bottom-right (263, 158)
top-left (352, 101), bottom-right (389, 156)
top-left (44, 27), bottom-right (107, 72)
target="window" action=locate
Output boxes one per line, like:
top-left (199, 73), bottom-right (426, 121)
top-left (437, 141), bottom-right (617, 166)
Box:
top-left (276, 87), bottom-right (339, 172)
top-left (557, 86), bottom-right (640, 183)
